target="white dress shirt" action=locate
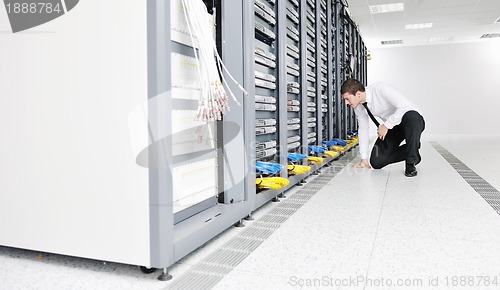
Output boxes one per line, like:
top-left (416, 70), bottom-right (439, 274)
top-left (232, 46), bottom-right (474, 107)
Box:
top-left (354, 81), bottom-right (422, 160)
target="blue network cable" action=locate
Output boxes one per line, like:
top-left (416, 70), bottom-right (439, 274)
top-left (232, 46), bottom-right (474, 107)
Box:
top-left (308, 145), bottom-right (325, 154)
top-left (322, 140), bottom-right (338, 147)
top-left (256, 161), bottom-right (283, 175)
top-left (331, 138), bottom-right (347, 146)
top-left (288, 152), bottom-right (307, 162)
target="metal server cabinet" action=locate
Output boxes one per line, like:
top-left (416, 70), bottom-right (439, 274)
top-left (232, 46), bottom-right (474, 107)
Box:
top-left (285, 0), bottom-right (303, 161)
top-left (303, 0), bottom-right (319, 151)
top-left (333, 0), bottom-right (351, 139)
top-left (326, 0), bottom-right (337, 140)
top-left (0, 0), bottom-right (252, 280)
top-left (318, 0), bottom-right (331, 142)
top-left (346, 16), bottom-right (356, 132)
top-left (349, 22), bottom-right (364, 130)
top-left (336, 2), bottom-right (367, 134)
top-left (332, 0), bottom-right (343, 139)
top-left (359, 35), bottom-right (368, 89)
top-left (251, 0), bottom-right (288, 208)
top-left (144, 0), bottom-right (255, 277)
top-left (285, 0), bottom-right (312, 177)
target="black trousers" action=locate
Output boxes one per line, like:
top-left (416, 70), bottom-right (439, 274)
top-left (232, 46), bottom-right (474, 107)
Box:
top-left (370, 110), bottom-right (425, 169)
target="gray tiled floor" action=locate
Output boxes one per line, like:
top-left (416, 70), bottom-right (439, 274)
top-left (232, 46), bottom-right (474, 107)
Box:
top-left (1, 134), bottom-right (500, 290)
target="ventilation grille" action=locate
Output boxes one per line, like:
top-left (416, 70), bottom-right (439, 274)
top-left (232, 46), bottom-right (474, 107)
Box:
top-left (431, 142), bottom-right (500, 214)
top-left (381, 39), bottom-right (403, 45)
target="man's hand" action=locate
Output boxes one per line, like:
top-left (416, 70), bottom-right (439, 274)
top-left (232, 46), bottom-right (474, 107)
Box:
top-left (378, 124), bottom-right (388, 140)
top-left (353, 159), bottom-right (371, 168)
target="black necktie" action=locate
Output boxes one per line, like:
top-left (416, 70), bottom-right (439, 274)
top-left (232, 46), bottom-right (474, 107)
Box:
top-left (362, 102), bottom-right (388, 148)
top-left (362, 102), bottom-right (379, 126)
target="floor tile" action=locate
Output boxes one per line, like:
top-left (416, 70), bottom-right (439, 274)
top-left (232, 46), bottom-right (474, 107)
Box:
top-left (377, 206), bottom-right (500, 242)
top-left (367, 235), bottom-right (500, 290)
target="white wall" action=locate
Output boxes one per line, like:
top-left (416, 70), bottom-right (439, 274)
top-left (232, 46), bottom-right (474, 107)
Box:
top-left (368, 41), bottom-right (500, 135)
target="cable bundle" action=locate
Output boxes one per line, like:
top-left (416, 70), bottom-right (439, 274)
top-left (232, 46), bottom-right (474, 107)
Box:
top-left (256, 177), bottom-right (290, 190)
top-left (308, 156), bottom-right (323, 164)
top-left (308, 145), bottom-right (325, 154)
top-left (322, 140), bottom-right (338, 147)
top-left (256, 161), bottom-right (283, 175)
top-left (330, 145), bottom-right (347, 152)
top-left (287, 164), bottom-right (311, 175)
top-left (182, 0), bottom-right (247, 121)
top-left (323, 151), bottom-right (339, 158)
top-left (347, 130), bottom-right (358, 138)
top-left (346, 139), bottom-right (357, 146)
top-left (331, 138), bottom-right (347, 146)
top-left (288, 152), bottom-right (307, 162)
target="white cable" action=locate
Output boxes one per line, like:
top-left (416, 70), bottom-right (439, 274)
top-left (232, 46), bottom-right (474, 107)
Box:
top-left (181, 0), bottom-right (247, 121)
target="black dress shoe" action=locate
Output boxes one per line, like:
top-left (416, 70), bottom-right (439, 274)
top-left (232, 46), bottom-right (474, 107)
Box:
top-left (405, 163), bottom-right (418, 177)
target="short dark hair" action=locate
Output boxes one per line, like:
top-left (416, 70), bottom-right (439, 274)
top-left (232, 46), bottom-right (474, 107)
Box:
top-left (341, 78), bottom-right (365, 95)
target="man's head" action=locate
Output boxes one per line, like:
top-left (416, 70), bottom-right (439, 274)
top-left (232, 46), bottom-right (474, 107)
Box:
top-left (341, 78), bottom-right (366, 108)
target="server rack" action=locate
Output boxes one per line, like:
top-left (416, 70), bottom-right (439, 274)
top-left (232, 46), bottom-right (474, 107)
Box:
top-left (327, 0), bottom-right (336, 140)
top-left (358, 31), bottom-right (368, 88)
top-left (318, 0), bottom-right (330, 142)
top-left (303, 0), bottom-right (318, 150)
top-left (285, 0), bottom-right (302, 158)
top-left (331, 0), bottom-right (341, 139)
top-left (251, 0), bottom-right (288, 208)
top-left (151, 0), bottom-right (254, 278)
top-left (346, 18), bottom-right (355, 132)
top-left (345, 6), bottom-right (367, 132)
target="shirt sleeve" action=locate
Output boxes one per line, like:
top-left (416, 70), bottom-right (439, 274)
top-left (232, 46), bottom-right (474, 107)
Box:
top-left (377, 82), bottom-right (412, 129)
top-left (354, 105), bottom-right (370, 160)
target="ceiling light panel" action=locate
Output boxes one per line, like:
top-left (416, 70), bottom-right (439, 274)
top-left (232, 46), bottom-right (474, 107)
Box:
top-left (406, 23), bottom-right (433, 30)
top-left (429, 36), bottom-right (454, 42)
top-left (480, 33), bottom-right (500, 38)
top-left (370, 3), bottom-right (404, 14)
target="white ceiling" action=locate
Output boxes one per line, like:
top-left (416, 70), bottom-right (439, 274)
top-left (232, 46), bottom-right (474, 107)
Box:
top-left (345, 0), bottom-right (500, 48)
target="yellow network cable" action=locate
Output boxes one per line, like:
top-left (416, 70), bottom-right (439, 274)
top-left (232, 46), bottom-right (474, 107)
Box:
top-left (347, 137), bottom-right (359, 144)
top-left (297, 165), bottom-right (311, 174)
top-left (330, 145), bottom-right (347, 152)
top-left (308, 156), bottom-right (323, 164)
top-left (272, 177), bottom-right (290, 186)
top-left (256, 177), bottom-right (290, 189)
top-left (287, 164), bottom-right (311, 175)
top-left (323, 151), bottom-right (339, 158)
